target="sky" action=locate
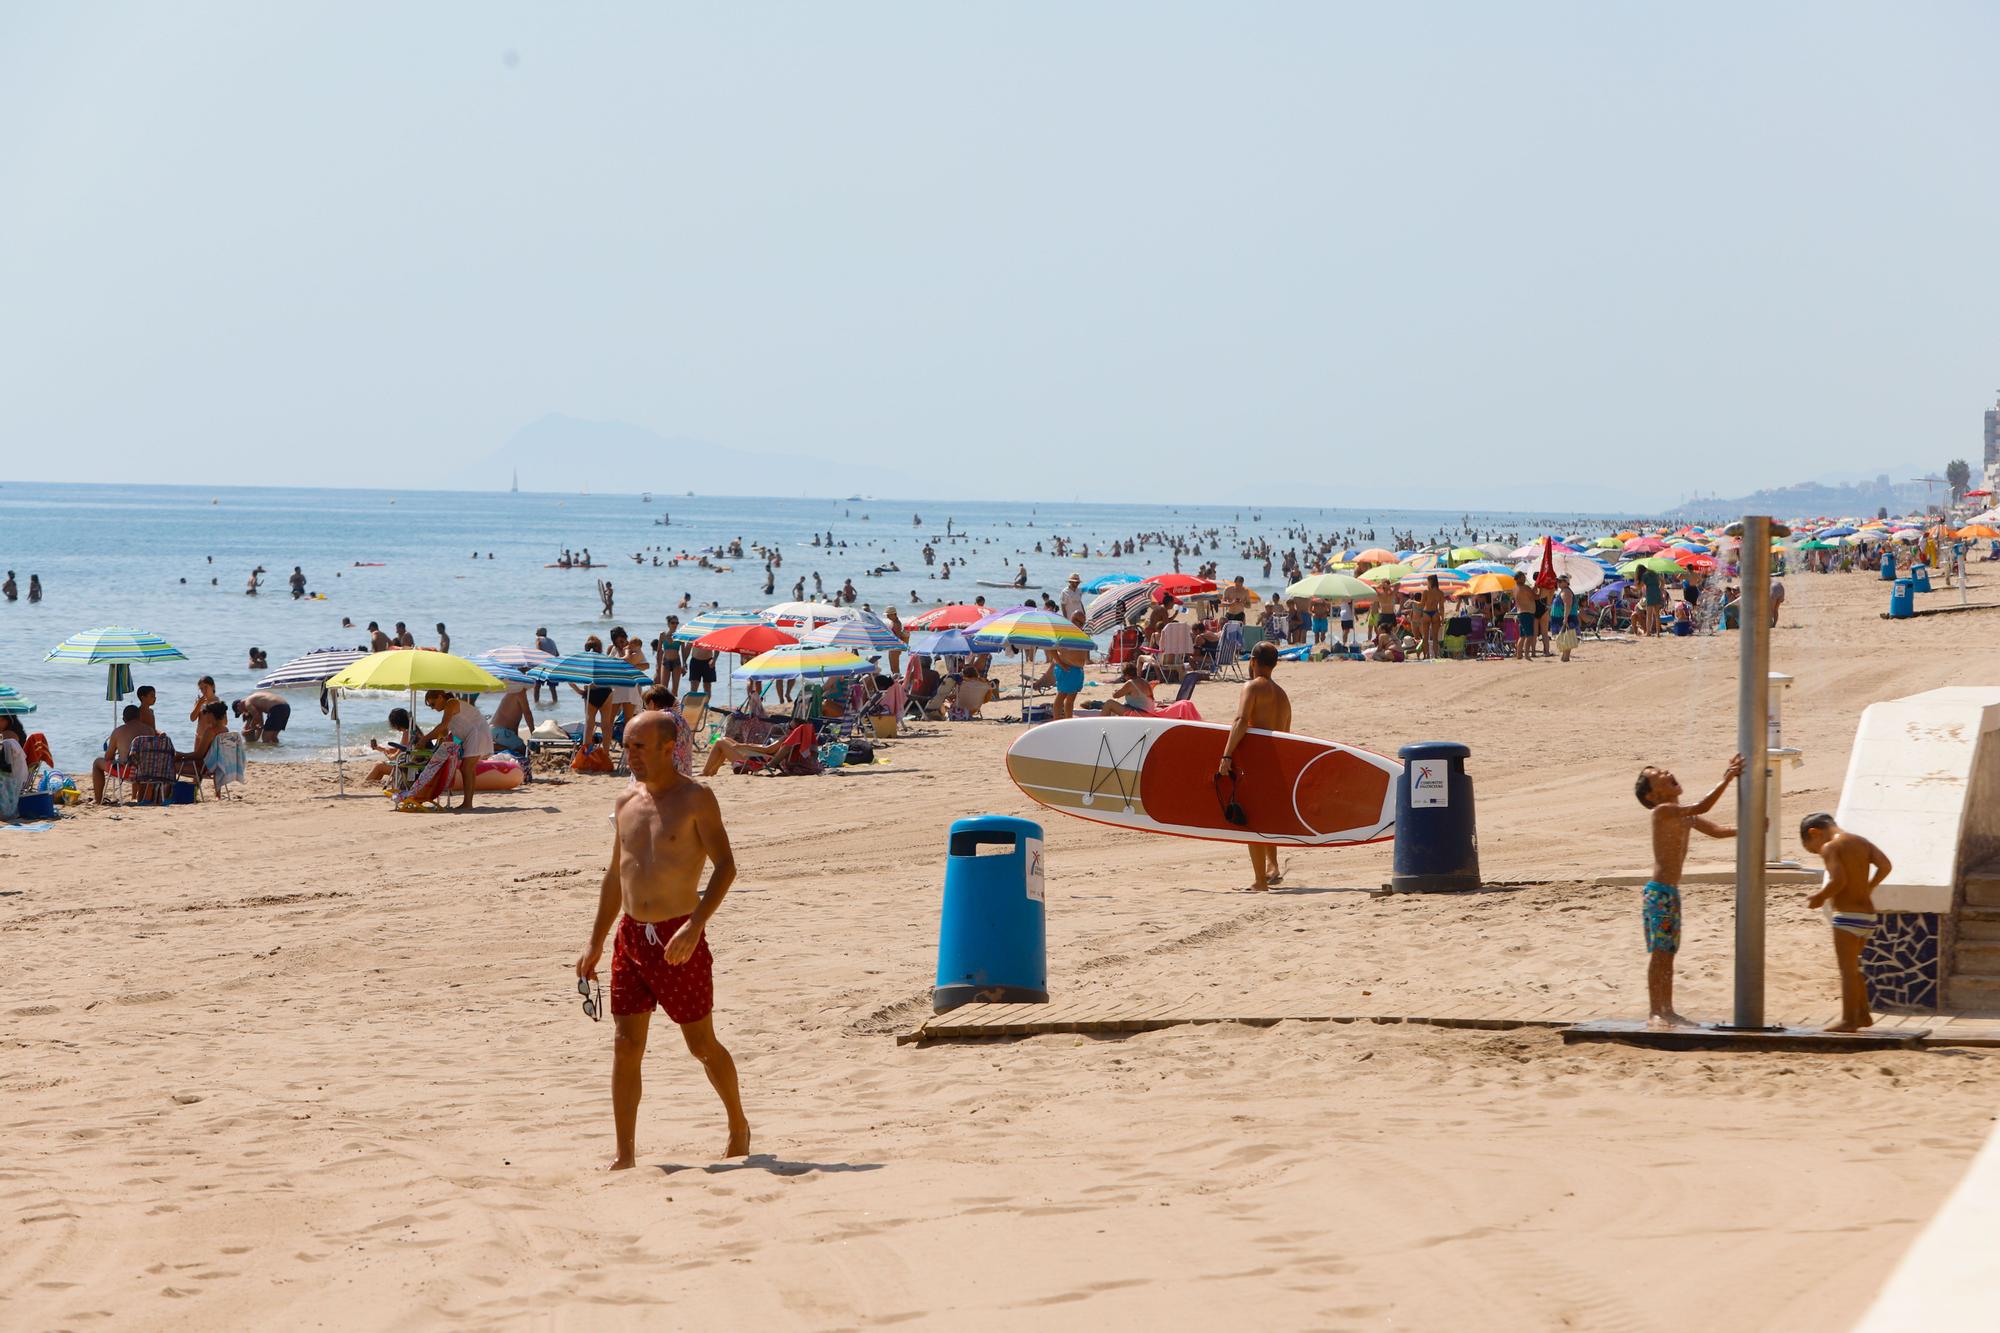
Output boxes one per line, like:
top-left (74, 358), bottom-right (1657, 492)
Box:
top-left (4, 1), bottom-right (1998, 509)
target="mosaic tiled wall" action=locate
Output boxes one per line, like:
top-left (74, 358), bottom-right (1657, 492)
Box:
top-left (1861, 912), bottom-right (1939, 1012)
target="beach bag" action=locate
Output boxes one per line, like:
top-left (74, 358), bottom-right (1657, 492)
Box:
top-left (843, 738), bottom-right (875, 765)
top-left (1556, 627), bottom-right (1579, 655)
top-left (817, 741), bottom-right (849, 769)
top-left (570, 744), bottom-right (615, 774)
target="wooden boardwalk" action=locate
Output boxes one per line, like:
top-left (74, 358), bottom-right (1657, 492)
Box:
top-left (899, 999), bottom-right (2000, 1048)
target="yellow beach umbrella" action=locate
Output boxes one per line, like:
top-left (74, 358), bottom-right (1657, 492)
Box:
top-left (1356, 563), bottom-right (1412, 584)
top-left (325, 648), bottom-right (507, 694)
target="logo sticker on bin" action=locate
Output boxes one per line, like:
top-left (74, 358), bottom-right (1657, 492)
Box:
top-left (1411, 762), bottom-right (1448, 808)
top-left (1025, 837), bottom-right (1045, 902)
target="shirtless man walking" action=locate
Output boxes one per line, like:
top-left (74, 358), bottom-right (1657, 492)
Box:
top-left (1216, 641), bottom-right (1290, 891)
top-left (1417, 575), bottom-right (1447, 660)
top-left (576, 712), bottom-right (749, 1169)
top-left (1633, 754), bottom-right (1744, 1027)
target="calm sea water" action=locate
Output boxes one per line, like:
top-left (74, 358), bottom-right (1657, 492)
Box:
top-left (0, 481), bottom-right (1646, 768)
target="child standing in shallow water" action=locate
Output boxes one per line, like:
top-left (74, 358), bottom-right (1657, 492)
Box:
top-left (1800, 813), bottom-right (1893, 1032)
top-left (1633, 755), bottom-right (1744, 1027)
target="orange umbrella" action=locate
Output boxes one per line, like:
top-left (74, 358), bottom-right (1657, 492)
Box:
top-left (1956, 524), bottom-right (2000, 539)
top-left (1463, 573), bottom-right (1516, 596)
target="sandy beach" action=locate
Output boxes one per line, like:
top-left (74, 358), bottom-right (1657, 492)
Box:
top-left (6, 569), bottom-right (1998, 1330)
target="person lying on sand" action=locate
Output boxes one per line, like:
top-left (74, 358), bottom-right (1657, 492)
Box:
top-left (1633, 754), bottom-right (1744, 1028)
top-left (1801, 813), bottom-right (1893, 1033)
top-left (1217, 641), bottom-right (1289, 892)
top-left (576, 712), bottom-right (749, 1169)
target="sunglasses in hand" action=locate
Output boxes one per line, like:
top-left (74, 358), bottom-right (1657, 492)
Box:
top-left (577, 975), bottom-right (604, 1022)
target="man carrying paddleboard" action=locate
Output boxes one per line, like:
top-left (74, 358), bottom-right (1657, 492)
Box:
top-left (1217, 641), bottom-right (1291, 890)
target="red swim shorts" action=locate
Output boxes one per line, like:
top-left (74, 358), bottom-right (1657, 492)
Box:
top-left (610, 914), bottom-right (714, 1023)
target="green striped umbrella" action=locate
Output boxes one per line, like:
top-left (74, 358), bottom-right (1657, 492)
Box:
top-left (46, 626), bottom-right (189, 724)
top-left (0, 683), bottom-right (36, 715)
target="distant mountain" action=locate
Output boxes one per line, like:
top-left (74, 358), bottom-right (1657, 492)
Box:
top-left (1666, 476), bottom-right (1938, 520)
top-left (447, 413), bottom-right (919, 498)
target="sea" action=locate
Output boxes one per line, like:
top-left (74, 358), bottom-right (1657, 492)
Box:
top-left (0, 481), bottom-right (1652, 769)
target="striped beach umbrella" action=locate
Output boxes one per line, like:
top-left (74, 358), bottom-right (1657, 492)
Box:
top-left (803, 614), bottom-right (906, 654)
top-left (528, 652), bottom-right (652, 687)
top-left (47, 626), bottom-right (189, 724)
top-left (1084, 583), bottom-right (1154, 633)
top-left (1397, 569), bottom-right (1468, 594)
top-left (967, 608), bottom-right (1094, 651)
top-left (735, 644), bottom-right (875, 681)
top-left (908, 629), bottom-right (975, 656)
top-left (0, 684), bottom-right (37, 715)
top-left (467, 656), bottom-right (537, 686)
top-left (257, 648), bottom-right (370, 690)
top-left (674, 611), bottom-right (761, 643)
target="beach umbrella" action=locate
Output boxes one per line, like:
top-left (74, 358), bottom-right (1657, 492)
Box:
top-left (1145, 573), bottom-right (1216, 602)
top-left (908, 629), bottom-right (975, 657)
top-left (467, 656), bottom-right (537, 686)
top-left (257, 648), bottom-right (370, 690)
top-left (1462, 573), bottom-right (1516, 597)
top-left (674, 611), bottom-right (762, 643)
top-left (696, 622), bottom-right (797, 656)
top-left (1817, 525), bottom-right (1856, 538)
top-left (326, 649), bottom-right (508, 695)
top-left (1516, 549), bottom-right (1608, 594)
top-left (968, 607), bottom-right (1095, 650)
top-left (259, 647), bottom-right (372, 793)
top-left (1404, 551), bottom-right (1449, 572)
top-left (1084, 583), bottom-right (1155, 633)
top-left (46, 626), bottom-right (189, 726)
top-left (1284, 572), bottom-right (1374, 601)
top-left (906, 603), bottom-right (988, 631)
top-left (735, 644), bottom-right (874, 681)
top-left (0, 683), bottom-right (37, 715)
top-left (1356, 563), bottom-right (1412, 585)
top-left (1398, 569), bottom-right (1468, 594)
top-left (1447, 547), bottom-right (1488, 565)
top-left (1622, 536), bottom-right (1667, 554)
top-left (480, 644), bottom-right (557, 669)
top-left (1353, 548), bottom-right (1396, 565)
top-left (1956, 524), bottom-right (2000, 539)
top-left (1080, 572), bottom-right (1142, 593)
top-left (527, 651), bottom-right (652, 688)
top-left (803, 613), bottom-right (905, 655)
top-left (1455, 561), bottom-right (1517, 577)
top-left (1618, 556), bottom-right (1685, 576)
top-left (760, 600), bottom-right (856, 628)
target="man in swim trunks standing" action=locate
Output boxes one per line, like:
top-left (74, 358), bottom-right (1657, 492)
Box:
top-left (1047, 612), bottom-right (1090, 720)
top-left (1217, 641), bottom-right (1290, 892)
top-left (1634, 754), bottom-right (1743, 1027)
top-left (1801, 812), bottom-right (1893, 1032)
top-left (576, 712), bottom-right (749, 1169)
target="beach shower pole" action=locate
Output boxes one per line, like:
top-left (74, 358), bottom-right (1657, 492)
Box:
top-left (1733, 516), bottom-right (1773, 1029)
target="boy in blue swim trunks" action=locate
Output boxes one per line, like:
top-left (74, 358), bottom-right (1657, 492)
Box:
top-left (1634, 753), bottom-right (1744, 1028)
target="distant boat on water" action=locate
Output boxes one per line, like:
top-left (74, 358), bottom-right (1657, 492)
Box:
top-left (510, 468), bottom-right (518, 493)
top-left (642, 492), bottom-right (651, 503)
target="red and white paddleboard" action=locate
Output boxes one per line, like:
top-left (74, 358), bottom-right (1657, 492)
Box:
top-left (1005, 717), bottom-right (1400, 847)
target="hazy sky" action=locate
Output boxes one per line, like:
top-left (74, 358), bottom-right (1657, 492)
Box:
top-left (4, 2), bottom-right (1998, 508)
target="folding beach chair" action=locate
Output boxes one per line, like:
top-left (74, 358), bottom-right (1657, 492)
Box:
top-left (1212, 621), bottom-right (1245, 681)
top-left (736, 723), bottom-right (821, 776)
top-left (128, 735), bottom-right (178, 806)
top-left (393, 739), bottom-right (462, 811)
top-left (1155, 622), bottom-right (1194, 683)
top-left (204, 732), bottom-right (247, 800)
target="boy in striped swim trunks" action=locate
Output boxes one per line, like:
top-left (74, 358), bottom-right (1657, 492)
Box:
top-left (1634, 754), bottom-right (1744, 1028)
top-left (1801, 813), bottom-right (1894, 1032)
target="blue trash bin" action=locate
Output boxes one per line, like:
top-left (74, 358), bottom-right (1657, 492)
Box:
top-left (934, 815), bottom-right (1047, 1011)
top-left (1880, 550), bottom-right (1897, 581)
top-left (1912, 564), bottom-right (1932, 593)
top-left (1391, 743), bottom-right (1481, 892)
top-left (1889, 578), bottom-right (1915, 619)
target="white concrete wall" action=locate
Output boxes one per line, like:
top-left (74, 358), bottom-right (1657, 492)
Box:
top-left (1855, 1120), bottom-right (2000, 1331)
top-left (1834, 687), bottom-right (2000, 913)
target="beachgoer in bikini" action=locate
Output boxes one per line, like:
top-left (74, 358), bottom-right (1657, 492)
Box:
top-left (1801, 813), bottom-right (1893, 1032)
top-left (1217, 641), bottom-right (1290, 891)
top-left (575, 711), bottom-right (748, 1168)
top-left (1633, 754), bottom-right (1744, 1027)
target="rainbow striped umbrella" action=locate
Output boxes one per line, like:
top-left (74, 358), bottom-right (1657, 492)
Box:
top-left (735, 644), bottom-right (875, 680)
top-left (1397, 569), bottom-right (1468, 594)
top-left (47, 626), bottom-right (189, 724)
top-left (968, 607), bottom-right (1094, 651)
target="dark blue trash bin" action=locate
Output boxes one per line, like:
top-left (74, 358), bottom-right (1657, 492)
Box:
top-left (1912, 564), bottom-right (1931, 593)
top-left (1880, 550), bottom-right (1897, 581)
top-left (934, 815), bottom-right (1047, 1011)
top-left (1889, 578), bottom-right (1915, 619)
top-left (1392, 743), bottom-right (1481, 892)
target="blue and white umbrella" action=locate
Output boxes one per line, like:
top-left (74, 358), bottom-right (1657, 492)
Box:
top-left (803, 613), bottom-right (905, 654)
top-left (468, 655), bottom-right (537, 687)
top-left (530, 652), bottom-right (652, 686)
top-left (674, 611), bottom-right (761, 643)
top-left (257, 648), bottom-right (370, 690)
top-left (908, 629), bottom-right (974, 656)
top-left (480, 644), bottom-right (556, 670)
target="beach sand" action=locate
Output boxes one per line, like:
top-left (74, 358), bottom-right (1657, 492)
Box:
top-left (5, 570), bottom-right (1998, 1329)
